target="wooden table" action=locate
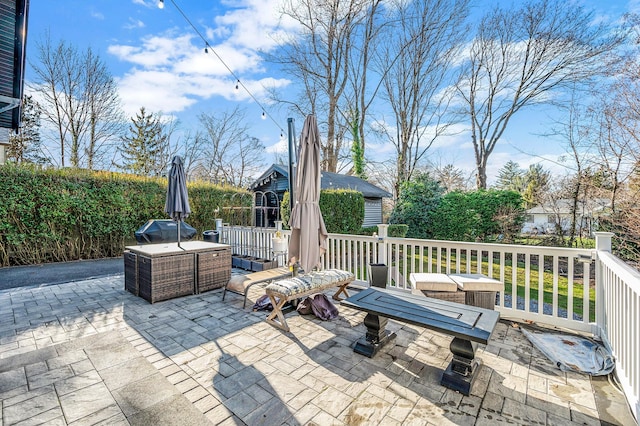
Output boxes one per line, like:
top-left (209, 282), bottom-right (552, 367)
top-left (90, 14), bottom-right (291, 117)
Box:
top-left (342, 287), bottom-right (500, 395)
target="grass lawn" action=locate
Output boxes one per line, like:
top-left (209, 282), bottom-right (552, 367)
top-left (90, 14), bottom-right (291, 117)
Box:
top-left (397, 247), bottom-right (596, 322)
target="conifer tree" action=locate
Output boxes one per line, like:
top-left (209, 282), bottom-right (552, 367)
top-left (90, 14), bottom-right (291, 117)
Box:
top-left (117, 107), bottom-right (166, 176)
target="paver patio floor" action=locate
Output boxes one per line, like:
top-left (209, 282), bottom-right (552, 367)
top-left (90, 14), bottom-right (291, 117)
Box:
top-left (0, 273), bottom-right (635, 425)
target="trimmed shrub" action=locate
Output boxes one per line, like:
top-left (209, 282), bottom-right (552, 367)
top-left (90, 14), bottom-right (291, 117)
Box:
top-left (281, 189), bottom-right (364, 234)
top-left (0, 164), bottom-right (250, 266)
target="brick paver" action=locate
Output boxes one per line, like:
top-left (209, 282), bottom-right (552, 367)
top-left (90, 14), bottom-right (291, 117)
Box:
top-left (0, 274), bottom-right (636, 425)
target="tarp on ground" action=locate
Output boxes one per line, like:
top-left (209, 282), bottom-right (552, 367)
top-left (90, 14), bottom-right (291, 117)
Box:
top-left (522, 328), bottom-right (615, 376)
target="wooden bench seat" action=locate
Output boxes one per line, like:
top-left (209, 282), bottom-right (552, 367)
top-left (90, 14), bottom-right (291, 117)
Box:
top-left (265, 269), bottom-right (354, 331)
top-left (341, 287), bottom-right (500, 395)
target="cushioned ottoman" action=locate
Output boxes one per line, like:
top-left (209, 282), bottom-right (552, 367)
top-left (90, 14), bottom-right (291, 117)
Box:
top-left (264, 269), bottom-right (354, 331)
top-left (409, 273), bottom-right (458, 292)
top-left (449, 273), bottom-right (503, 310)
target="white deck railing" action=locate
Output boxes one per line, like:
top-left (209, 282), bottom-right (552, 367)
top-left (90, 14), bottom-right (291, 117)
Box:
top-left (221, 225), bottom-right (639, 420)
top-left (596, 242), bottom-right (640, 421)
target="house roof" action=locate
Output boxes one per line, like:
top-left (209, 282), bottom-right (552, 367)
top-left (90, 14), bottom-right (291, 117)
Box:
top-left (250, 164), bottom-right (392, 199)
top-left (526, 198), bottom-right (611, 215)
top-left (0, 0), bottom-right (29, 131)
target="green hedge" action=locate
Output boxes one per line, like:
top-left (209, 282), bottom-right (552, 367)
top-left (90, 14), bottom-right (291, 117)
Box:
top-left (430, 190), bottom-right (524, 242)
top-left (281, 189), bottom-right (364, 234)
top-left (0, 164), bottom-right (250, 266)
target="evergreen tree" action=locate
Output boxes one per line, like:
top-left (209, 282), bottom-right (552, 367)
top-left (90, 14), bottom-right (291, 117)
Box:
top-left (521, 164), bottom-right (550, 208)
top-left (495, 161), bottom-right (524, 192)
top-left (7, 96), bottom-right (47, 165)
top-left (117, 107), bottom-right (166, 176)
top-left (389, 171), bottom-right (445, 239)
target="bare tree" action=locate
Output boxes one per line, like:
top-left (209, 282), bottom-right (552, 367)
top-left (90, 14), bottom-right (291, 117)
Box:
top-left (276, 0), bottom-right (371, 172)
top-left (7, 95), bottom-right (48, 165)
top-left (194, 107), bottom-right (266, 187)
top-left (432, 163), bottom-right (470, 193)
top-left (376, 0), bottom-right (469, 197)
top-left (456, 0), bottom-right (621, 189)
top-left (546, 90), bottom-right (595, 246)
top-left (30, 34), bottom-right (124, 169)
top-left (344, 0), bottom-right (385, 177)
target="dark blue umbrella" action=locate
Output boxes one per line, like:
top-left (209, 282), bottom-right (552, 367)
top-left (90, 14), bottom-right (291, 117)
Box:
top-left (164, 155), bottom-right (191, 248)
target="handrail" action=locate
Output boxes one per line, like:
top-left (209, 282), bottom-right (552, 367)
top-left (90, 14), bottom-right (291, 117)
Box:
top-left (597, 251), bottom-right (640, 421)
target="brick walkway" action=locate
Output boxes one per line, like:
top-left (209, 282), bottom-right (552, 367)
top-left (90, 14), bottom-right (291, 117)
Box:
top-left (0, 274), bottom-right (635, 425)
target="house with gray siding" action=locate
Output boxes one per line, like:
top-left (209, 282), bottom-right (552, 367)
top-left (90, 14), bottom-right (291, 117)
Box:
top-left (249, 164), bottom-right (391, 228)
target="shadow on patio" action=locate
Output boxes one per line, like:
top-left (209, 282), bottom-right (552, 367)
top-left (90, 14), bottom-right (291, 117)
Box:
top-left (0, 273), bottom-right (635, 425)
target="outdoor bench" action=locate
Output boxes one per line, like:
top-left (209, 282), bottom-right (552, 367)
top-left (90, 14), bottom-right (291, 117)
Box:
top-left (341, 287), bottom-right (500, 395)
top-left (223, 266), bottom-right (292, 308)
top-left (265, 269), bottom-right (354, 331)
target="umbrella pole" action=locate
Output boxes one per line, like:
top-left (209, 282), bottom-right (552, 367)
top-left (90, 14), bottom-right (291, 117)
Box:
top-left (177, 220), bottom-right (181, 248)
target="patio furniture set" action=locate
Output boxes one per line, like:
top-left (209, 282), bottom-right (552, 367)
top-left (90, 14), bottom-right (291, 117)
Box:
top-left (123, 245), bottom-right (503, 396)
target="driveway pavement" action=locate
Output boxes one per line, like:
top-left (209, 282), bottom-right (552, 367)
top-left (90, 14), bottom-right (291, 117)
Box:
top-left (0, 258), bottom-right (123, 290)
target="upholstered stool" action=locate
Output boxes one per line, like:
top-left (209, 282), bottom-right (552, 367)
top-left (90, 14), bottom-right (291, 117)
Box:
top-left (449, 273), bottom-right (503, 310)
top-left (409, 273), bottom-right (465, 304)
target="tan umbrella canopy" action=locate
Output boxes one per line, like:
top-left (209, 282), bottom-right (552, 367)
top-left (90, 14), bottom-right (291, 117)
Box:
top-left (288, 115), bottom-right (328, 273)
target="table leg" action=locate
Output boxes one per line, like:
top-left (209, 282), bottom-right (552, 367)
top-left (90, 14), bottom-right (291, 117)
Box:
top-left (353, 313), bottom-right (396, 358)
top-left (440, 337), bottom-right (481, 395)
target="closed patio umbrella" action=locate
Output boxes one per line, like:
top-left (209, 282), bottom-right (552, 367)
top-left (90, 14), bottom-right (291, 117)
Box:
top-left (164, 155), bottom-right (191, 248)
top-left (288, 115), bottom-right (328, 273)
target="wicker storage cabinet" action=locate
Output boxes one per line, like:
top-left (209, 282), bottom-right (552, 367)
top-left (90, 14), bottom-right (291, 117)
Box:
top-left (124, 251), bottom-right (138, 295)
top-left (412, 289), bottom-right (466, 304)
top-left (125, 241), bottom-right (231, 303)
top-left (196, 247), bottom-right (231, 293)
top-left (465, 291), bottom-right (497, 310)
top-left (137, 252), bottom-right (194, 303)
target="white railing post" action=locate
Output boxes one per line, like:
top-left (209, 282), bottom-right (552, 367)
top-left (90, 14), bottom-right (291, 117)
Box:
top-left (595, 232), bottom-right (614, 337)
top-left (376, 224), bottom-right (389, 265)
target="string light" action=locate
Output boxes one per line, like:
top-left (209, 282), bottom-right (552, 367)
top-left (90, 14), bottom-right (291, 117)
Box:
top-left (158, 0), bottom-right (285, 136)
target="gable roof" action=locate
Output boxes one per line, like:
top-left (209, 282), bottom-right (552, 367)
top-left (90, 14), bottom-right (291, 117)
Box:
top-left (0, 0), bottom-right (29, 131)
top-left (526, 198), bottom-right (611, 215)
top-left (250, 164), bottom-right (392, 199)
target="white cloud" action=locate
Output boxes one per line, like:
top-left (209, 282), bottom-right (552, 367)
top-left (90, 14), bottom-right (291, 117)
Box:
top-left (212, 0), bottom-right (299, 52)
top-left (108, 12), bottom-right (292, 117)
top-left (115, 65), bottom-right (290, 116)
top-left (124, 18), bottom-right (145, 30)
top-left (108, 34), bottom-right (196, 69)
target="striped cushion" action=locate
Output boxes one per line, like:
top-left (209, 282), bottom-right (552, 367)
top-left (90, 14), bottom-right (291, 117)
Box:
top-left (266, 269), bottom-right (354, 298)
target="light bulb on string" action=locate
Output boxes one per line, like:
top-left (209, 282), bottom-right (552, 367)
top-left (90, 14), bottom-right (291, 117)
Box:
top-left (154, 0), bottom-right (285, 138)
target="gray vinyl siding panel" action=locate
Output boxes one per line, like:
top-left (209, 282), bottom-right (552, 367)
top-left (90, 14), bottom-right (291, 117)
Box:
top-left (363, 198), bottom-right (382, 227)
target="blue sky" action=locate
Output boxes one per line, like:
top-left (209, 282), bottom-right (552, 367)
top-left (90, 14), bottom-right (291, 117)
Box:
top-left (24, 0), bottom-right (638, 183)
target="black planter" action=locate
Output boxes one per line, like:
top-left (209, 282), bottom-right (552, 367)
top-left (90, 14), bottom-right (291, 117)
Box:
top-left (369, 263), bottom-right (388, 288)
